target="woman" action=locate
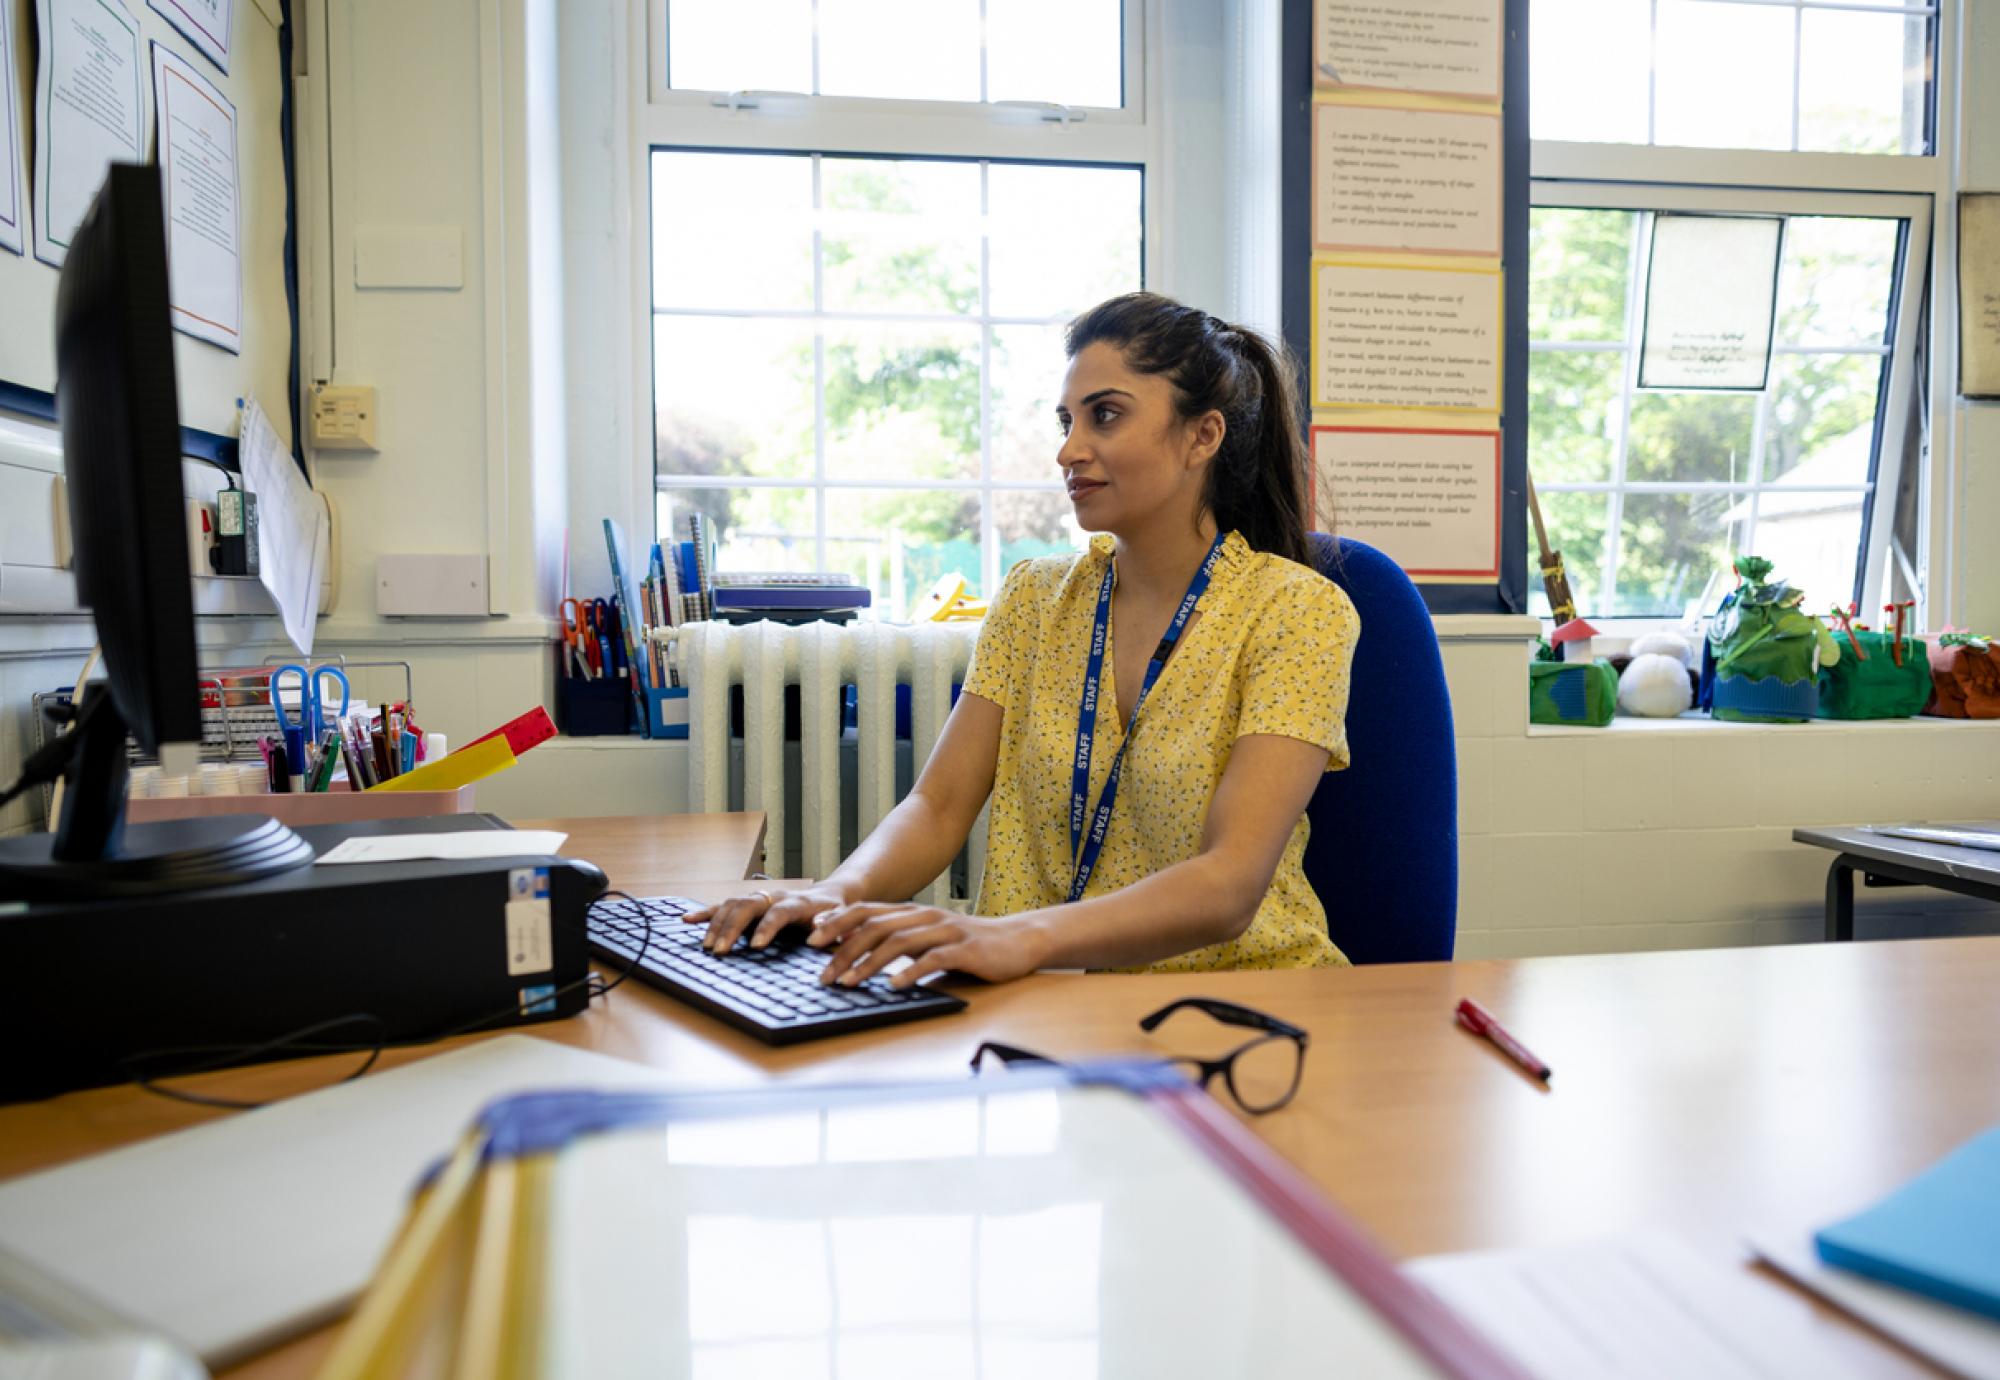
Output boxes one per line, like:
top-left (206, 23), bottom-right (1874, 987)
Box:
top-left (692, 292), bottom-right (1360, 986)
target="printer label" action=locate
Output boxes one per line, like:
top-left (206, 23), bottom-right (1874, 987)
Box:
top-left (505, 866), bottom-right (553, 976)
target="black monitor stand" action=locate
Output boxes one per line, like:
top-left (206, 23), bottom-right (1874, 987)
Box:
top-left (0, 685), bottom-right (315, 902)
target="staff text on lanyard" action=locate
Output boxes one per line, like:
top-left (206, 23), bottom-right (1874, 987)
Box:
top-left (1067, 532), bottom-right (1227, 903)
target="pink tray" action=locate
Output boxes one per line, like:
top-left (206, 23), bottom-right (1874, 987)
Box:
top-left (125, 784), bottom-right (477, 827)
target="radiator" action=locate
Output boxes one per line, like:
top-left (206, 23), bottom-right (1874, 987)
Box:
top-left (679, 620), bottom-right (985, 905)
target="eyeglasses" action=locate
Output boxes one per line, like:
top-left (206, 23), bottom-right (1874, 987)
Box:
top-left (970, 997), bottom-right (1309, 1115)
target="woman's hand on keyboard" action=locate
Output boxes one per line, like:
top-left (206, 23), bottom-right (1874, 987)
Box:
top-left (807, 904), bottom-right (1050, 991)
top-left (685, 885), bottom-right (852, 955)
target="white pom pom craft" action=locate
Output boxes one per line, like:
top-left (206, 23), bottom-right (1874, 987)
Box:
top-left (1628, 631), bottom-right (1694, 667)
top-left (1618, 652), bottom-right (1695, 717)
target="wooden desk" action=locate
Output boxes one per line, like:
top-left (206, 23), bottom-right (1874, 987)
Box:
top-left (5, 815), bottom-right (1993, 1378)
top-left (511, 810), bottom-right (768, 887)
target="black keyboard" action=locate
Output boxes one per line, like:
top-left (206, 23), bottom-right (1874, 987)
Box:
top-left (585, 895), bottom-right (967, 1044)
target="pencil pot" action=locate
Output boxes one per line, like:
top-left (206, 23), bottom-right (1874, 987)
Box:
top-left (556, 674), bottom-right (632, 736)
top-left (1816, 631), bottom-right (1932, 720)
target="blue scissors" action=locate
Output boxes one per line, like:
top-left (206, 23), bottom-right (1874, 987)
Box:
top-left (269, 663), bottom-right (351, 768)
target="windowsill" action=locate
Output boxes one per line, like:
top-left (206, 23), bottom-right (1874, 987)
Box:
top-left (1528, 712), bottom-right (1998, 737)
top-left (1432, 614), bottom-right (1540, 641)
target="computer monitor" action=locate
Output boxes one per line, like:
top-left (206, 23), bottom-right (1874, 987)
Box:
top-left (0, 163), bottom-right (311, 899)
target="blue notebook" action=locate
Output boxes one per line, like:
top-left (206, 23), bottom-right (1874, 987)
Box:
top-left (711, 584), bottom-right (870, 610)
top-left (1815, 1125), bottom-right (2000, 1320)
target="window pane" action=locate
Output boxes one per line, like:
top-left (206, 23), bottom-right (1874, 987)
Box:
top-left (1655, 0), bottom-right (1793, 152)
top-left (825, 489), bottom-right (980, 620)
top-left (1776, 217), bottom-right (1899, 349)
top-left (821, 160), bottom-right (981, 315)
top-left (1763, 353), bottom-right (1883, 485)
top-left (649, 149), bottom-right (1142, 609)
top-left (1528, 0), bottom-right (1648, 145)
top-left (988, 0), bottom-right (1122, 108)
top-left (665, 0), bottom-right (812, 94)
top-left (823, 321), bottom-right (982, 481)
top-left (1799, 9), bottom-right (1929, 156)
top-left (653, 153), bottom-right (813, 311)
top-left (994, 489), bottom-right (1083, 573)
top-left (658, 487), bottom-right (819, 574)
top-left (1527, 200), bottom-right (1902, 620)
top-left (988, 164), bottom-right (1143, 319)
top-left (990, 323), bottom-right (1066, 483)
top-left (656, 318), bottom-right (816, 481)
top-left (1625, 391), bottom-right (1757, 484)
top-left (1529, 208), bottom-right (1634, 343)
top-left (1529, 350), bottom-right (1623, 485)
top-left (1527, 491), bottom-right (1609, 621)
top-left (818, 0), bottom-right (980, 102)
top-left (1749, 491), bottom-right (1865, 609)
top-left (1615, 491), bottom-right (1739, 618)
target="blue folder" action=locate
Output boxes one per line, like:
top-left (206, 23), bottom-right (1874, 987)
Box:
top-left (1815, 1125), bottom-right (2000, 1320)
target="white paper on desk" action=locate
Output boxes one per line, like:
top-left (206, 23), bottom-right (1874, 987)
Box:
top-left (1751, 1229), bottom-right (2000, 1380)
top-left (0, 1036), bottom-right (673, 1368)
top-left (0, 0), bottom-right (26, 256)
top-left (1406, 1234), bottom-right (1874, 1380)
top-left (315, 830), bottom-right (568, 865)
top-left (151, 41), bottom-right (240, 352)
top-left (33, 0), bottom-right (147, 269)
top-left (238, 398), bottom-right (326, 655)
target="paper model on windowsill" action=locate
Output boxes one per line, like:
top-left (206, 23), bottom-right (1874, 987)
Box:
top-left (1700, 556), bottom-right (1839, 722)
top-left (1549, 618), bottom-right (1600, 664)
top-left (1928, 630), bottom-right (2000, 718)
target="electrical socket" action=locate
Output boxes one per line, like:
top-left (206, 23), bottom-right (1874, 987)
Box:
top-left (310, 384), bottom-right (379, 452)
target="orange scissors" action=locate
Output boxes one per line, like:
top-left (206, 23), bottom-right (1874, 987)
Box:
top-left (559, 598), bottom-right (594, 678)
top-left (584, 599), bottom-right (612, 676)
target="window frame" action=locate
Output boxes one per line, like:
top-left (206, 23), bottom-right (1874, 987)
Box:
top-left (647, 0), bottom-right (1149, 130)
top-left (1527, 180), bottom-right (1930, 622)
top-left (634, 0), bottom-right (1157, 600)
top-left (1526, 0), bottom-right (1953, 632)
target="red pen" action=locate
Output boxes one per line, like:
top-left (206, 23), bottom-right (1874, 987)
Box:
top-left (1455, 998), bottom-right (1552, 1082)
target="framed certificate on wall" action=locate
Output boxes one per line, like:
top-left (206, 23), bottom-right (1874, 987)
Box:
top-left (1960, 194), bottom-right (2000, 399)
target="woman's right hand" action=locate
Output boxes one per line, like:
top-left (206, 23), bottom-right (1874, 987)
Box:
top-left (684, 884), bottom-right (853, 955)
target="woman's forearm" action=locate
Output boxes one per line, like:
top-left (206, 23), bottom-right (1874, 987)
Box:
top-left (1019, 850), bottom-right (1261, 971)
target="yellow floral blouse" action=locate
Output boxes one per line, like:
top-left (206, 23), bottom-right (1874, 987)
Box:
top-left (961, 530), bottom-right (1361, 971)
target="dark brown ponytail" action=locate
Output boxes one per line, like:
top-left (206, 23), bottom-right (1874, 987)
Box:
top-left (1065, 292), bottom-right (1314, 568)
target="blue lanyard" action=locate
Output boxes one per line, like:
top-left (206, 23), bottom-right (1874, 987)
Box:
top-left (1067, 532), bottom-right (1227, 903)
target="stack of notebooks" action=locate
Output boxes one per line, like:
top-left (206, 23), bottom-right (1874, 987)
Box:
top-left (1736, 1123), bottom-right (2000, 1377)
top-left (664, 512), bottom-right (870, 625)
top-left (1813, 1125), bottom-right (2000, 1322)
top-left (711, 570), bottom-right (871, 625)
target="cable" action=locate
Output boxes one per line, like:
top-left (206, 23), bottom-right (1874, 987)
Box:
top-left (0, 645), bottom-right (101, 817)
top-left (119, 1013), bottom-right (387, 1110)
top-left (186, 453), bottom-right (239, 490)
top-left (120, 887), bottom-right (656, 1110)
top-left (574, 889), bottom-right (651, 1000)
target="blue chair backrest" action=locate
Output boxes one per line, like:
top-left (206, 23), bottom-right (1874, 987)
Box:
top-left (1302, 534), bottom-right (1458, 963)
